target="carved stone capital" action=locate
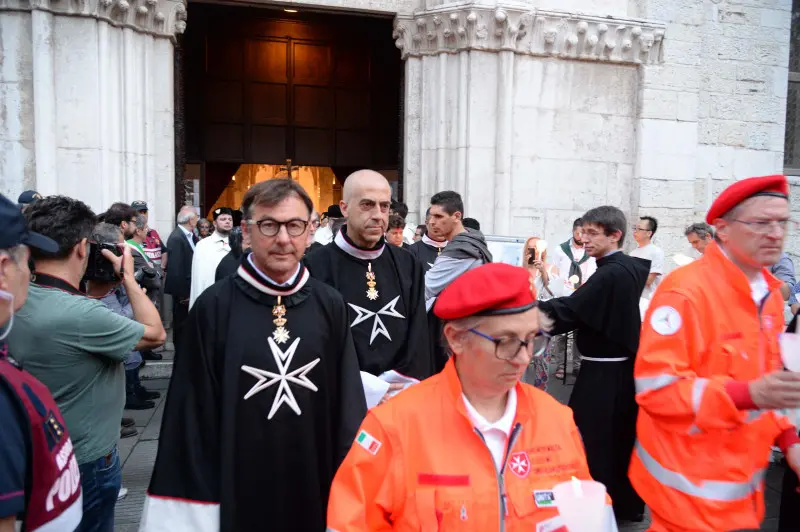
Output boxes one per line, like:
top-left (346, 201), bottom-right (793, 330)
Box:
top-left (0, 0), bottom-right (186, 40)
top-left (394, 6), bottom-right (665, 65)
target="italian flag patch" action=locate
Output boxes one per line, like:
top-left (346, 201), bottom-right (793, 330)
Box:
top-left (356, 430), bottom-right (382, 455)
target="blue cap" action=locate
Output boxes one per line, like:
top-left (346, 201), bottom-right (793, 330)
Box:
top-left (0, 193), bottom-right (58, 253)
top-left (18, 190), bottom-right (42, 205)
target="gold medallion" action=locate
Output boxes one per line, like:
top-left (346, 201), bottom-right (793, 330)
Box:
top-left (366, 262), bottom-right (379, 301)
top-left (272, 295), bottom-right (290, 344)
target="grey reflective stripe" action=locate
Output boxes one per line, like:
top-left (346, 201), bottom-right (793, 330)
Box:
top-left (326, 529), bottom-right (340, 532)
top-left (635, 374), bottom-right (679, 394)
top-left (746, 410), bottom-right (765, 423)
top-left (692, 378), bottom-right (708, 414)
top-left (635, 441), bottom-right (764, 501)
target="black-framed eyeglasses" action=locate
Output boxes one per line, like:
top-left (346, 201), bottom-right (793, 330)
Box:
top-left (732, 219), bottom-right (799, 235)
top-left (468, 329), bottom-right (551, 361)
top-left (246, 217), bottom-right (308, 237)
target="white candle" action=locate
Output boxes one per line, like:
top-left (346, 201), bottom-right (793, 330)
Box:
top-left (535, 240), bottom-right (548, 262)
top-left (571, 476), bottom-right (584, 498)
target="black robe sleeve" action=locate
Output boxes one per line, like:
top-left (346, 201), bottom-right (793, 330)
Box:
top-left (140, 291), bottom-right (223, 531)
top-left (539, 257), bottom-right (646, 356)
top-left (539, 266), bottom-right (613, 336)
top-left (394, 255), bottom-right (434, 380)
top-left (332, 295), bottom-right (368, 465)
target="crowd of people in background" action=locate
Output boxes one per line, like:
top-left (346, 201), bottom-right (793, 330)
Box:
top-left (4, 171), bottom-right (800, 532)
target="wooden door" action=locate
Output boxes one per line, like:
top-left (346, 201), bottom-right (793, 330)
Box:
top-left (183, 4), bottom-right (402, 169)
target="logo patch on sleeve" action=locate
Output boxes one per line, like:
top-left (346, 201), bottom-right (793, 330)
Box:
top-left (650, 306), bottom-right (682, 336)
top-left (356, 430), bottom-right (382, 455)
top-left (533, 490), bottom-right (556, 508)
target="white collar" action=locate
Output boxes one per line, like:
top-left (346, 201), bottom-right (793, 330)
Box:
top-left (750, 273), bottom-right (769, 303)
top-left (422, 234), bottom-right (448, 249)
top-left (247, 255), bottom-right (300, 287)
top-left (717, 245), bottom-right (770, 303)
top-left (238, 258), bottom-right (309, 297)
top-left (179, 225), bottom-right (193, 237)
top-left (334, 229), bottom-right (384, 260)
top-left (461, 387), bottom-right (517, 437)
top-left (210, 231), bottom-right (228, 242)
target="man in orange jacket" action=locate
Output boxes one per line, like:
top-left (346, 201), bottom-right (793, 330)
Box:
top-left (328, 263), bottom-right (617, 531)
top-left (630, 174), bottom-right (800, 531)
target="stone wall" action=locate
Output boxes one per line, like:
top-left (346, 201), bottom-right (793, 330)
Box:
top-left (632, 0), bottom-right (791, 264)
top-left (510, 58), bottom-right (638, 248)
top-left (0, 0), bottom-right (183, 239)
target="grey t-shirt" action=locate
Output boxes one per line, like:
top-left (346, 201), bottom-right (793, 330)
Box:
top-left (8, 284), bottom-right (144, 464)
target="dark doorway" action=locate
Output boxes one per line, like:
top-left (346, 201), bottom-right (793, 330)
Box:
top-left (180, 3), bottom-right (403, 212)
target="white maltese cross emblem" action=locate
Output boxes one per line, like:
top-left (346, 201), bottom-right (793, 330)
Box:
top-left (508, 451), bottom-right (531, 478)
top-left (348, 296), bottom-right (405, 344)
top-left (241, 337), bottom-right (320, 420)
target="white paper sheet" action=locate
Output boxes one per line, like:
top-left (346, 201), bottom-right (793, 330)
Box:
top-left (780, 332), bottom-right (800, 371)
top-left (361, 372), bottom-right (391, 409)
top-left (360, 370), bottom-right (421, 409)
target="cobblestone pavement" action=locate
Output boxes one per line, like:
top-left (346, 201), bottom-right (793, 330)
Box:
top-left (114, 368), bottom-right (785, 531)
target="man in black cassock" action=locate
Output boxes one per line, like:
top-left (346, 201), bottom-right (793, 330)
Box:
top-left (305, 170), bottom-right (433, 401)
top-left (538, 205), bottom-right (649, 523)
top-left (141, 180), bottom-right (366, 532)
top-left (407, 207), bottom-right (448, 272)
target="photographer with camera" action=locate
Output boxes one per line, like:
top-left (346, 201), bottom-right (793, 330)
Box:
top-left (103, 204), bottom-right (163, 363)
top-left (7, 195), bottom-right (165, 532)
top-left (90, 221), bottom-right (160, 414)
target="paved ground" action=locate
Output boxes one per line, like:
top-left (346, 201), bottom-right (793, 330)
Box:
top-left (114, 368), bottom-right (786, 531)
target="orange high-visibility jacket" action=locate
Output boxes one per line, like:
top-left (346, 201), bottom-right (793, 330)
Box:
top-left (630, 241), bottom-right (796, 531)
top-left (327, 358), bottom-right (614, 531)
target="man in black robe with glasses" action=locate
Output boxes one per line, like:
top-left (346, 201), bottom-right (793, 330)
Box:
top-left (142, 180), bottom-right (366, 532)
top-left (538, 205), bottom-right (649, 523)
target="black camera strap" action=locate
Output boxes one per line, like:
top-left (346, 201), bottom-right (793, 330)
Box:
top-left (31, 272), bottom-right (84, 296)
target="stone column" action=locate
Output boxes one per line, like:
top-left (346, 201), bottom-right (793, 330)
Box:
top-left (394, 5), bottom-right (665, 237)
top-left (0, 0), bottom-right (186, 237)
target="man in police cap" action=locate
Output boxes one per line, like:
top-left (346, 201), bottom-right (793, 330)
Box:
top-left (631, 174), bottom-right (800, 531)
top-left (0, 193), bottom-right (83, 531)
top-left (189, 207), bottom-right (234, 308)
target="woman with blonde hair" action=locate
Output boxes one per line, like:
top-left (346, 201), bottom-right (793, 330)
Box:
top-left (522, 236), bottom-right (567, 390)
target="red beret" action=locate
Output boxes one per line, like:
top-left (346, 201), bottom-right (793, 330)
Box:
top-left (434, 263), bottom-right (537, 321)
top-left (706, 174), bottom-right (789, 224)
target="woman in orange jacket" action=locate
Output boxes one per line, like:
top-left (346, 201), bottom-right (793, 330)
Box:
top-left (327, 262), bottom-right (616, 531)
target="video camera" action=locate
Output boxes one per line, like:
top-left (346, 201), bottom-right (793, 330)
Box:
top-left (83, 241), bottom-right (122, 283)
